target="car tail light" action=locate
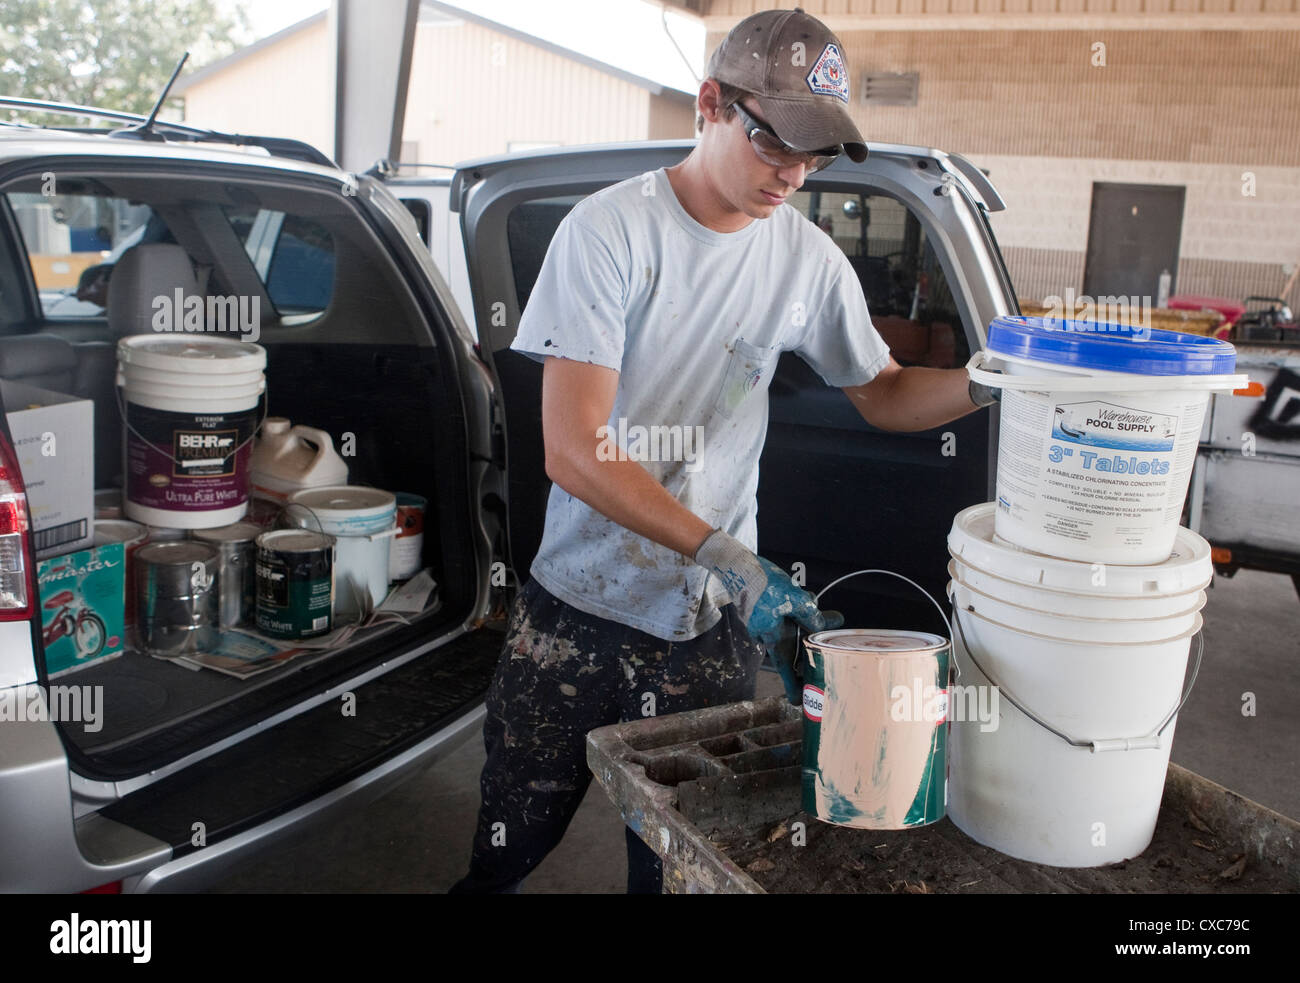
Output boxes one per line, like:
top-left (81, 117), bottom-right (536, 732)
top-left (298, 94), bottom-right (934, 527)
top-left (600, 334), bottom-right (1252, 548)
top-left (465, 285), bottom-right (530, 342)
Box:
top-left (0, 429), bottom-right (36, 622)
top-left (81, 881), bottom-right (123, 894)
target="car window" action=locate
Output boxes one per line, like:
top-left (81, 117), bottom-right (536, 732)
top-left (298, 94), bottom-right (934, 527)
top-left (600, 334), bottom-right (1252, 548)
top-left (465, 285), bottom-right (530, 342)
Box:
top-left (224, 207), bottom-right (335, 316)
top-left (5, 190), bottom-right (155, 317)
top-left (505, 187), bottom-right (969, 368)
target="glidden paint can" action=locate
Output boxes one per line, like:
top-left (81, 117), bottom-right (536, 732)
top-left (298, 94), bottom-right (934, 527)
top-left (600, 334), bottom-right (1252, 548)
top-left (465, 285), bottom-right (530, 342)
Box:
top-left (135, 540), bottom-right (221, 658)
top-left (193, 522), bottom-right (260, 628)
top-left (388, 492), bottom-right (426, 581)
top-left (801, 629), bottom-right (950, 830)
top-left (255, 529), bottom-right (334, 639)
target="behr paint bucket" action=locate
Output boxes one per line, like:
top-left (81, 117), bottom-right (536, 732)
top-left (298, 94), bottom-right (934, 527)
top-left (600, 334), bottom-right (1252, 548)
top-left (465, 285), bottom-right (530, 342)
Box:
top-left (945, 503), bottom-right (1207, 867)
top-left (283, 486), bottom-right (397, 620)
top-left (117, 335), bottom-right (266, 531)
top-left (802, 629), bottom-right (950, 829)
top-left (134, 540), bottom-right (220, 658)
top-left (968, 316), bottom-right (1245, 565)
top-left (388, 492), bottom-right (426, 581)
top-left (255, 529), bottom-right (334, 639)
top-left (193, 522), bottom-right (261, 628)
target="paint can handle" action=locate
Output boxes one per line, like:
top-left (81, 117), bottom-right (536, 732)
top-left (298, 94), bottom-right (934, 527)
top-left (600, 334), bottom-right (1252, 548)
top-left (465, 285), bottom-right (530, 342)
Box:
top-left (800, 569), bottom-right (952, 671)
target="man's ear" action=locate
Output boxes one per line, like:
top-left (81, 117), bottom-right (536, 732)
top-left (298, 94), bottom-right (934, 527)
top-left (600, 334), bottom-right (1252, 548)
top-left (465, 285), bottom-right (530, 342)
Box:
top-left (697, 78), bottom-right (724, 125)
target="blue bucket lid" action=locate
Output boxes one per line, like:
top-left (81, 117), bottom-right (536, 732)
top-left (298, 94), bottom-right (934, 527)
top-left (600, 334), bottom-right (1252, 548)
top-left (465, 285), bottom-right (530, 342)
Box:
top-left (987, 316), bottom-right (1236, 376)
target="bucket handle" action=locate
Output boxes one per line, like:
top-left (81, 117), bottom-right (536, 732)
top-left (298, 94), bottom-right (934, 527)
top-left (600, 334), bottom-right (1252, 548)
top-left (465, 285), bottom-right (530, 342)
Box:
top-left (801, 569), bottom-right (952, 672)
top-left (947, 583), bottom-right (1204, 753)
top-left (115, 383), bottom-right (269, 467)
top-left (967, 350), bottom-right (1249, 394)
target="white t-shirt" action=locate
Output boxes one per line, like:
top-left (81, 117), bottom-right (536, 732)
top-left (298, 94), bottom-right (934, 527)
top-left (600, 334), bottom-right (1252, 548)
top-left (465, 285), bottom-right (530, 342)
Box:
top-left (511, 167), bottom-right (890, 641)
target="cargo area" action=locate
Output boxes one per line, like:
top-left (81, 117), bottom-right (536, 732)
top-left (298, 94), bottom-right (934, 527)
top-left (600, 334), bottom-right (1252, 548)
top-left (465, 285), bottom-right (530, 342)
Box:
top-left (1, 166), bottom-right (488, 779)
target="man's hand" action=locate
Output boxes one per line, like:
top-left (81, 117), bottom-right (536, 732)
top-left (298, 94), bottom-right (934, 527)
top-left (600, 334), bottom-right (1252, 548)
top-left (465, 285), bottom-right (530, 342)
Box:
top-left (693, 529), bottom-right (836, 645)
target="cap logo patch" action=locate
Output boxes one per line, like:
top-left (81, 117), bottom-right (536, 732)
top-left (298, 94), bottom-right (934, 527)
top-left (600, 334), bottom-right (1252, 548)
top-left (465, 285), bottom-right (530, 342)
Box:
top-left (806, 43), bottom-right (849, 103)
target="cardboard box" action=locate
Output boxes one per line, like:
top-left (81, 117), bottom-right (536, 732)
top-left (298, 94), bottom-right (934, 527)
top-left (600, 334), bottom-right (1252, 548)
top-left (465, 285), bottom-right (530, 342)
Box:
top-left (2, 380), bottom-right (94, 557)
top-left (37, 540), bottom-right (125, 677)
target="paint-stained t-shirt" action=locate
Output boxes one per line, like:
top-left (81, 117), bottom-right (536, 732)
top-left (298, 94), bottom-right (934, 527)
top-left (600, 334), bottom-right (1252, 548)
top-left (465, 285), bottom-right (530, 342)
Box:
top-left (511, 167), bottom-right (890, 640)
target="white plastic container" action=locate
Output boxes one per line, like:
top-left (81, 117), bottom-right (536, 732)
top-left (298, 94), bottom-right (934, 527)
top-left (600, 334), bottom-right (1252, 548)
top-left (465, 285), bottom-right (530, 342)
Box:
top-left (969, 316), bottom-right (1246, 565)
top-left (117, 335), bottom-right (266, 530)
top-left (283, 486), bottom-right (397, 620)
top-left (250, 418), bottom-right (349, 503)
top-left (945, 503), bottom-right (1208, 867)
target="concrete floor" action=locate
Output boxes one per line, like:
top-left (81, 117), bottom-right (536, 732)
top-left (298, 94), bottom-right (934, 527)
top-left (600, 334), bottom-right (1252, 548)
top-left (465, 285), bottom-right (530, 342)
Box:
top-left (208, 567), bottom-right (1300, 893)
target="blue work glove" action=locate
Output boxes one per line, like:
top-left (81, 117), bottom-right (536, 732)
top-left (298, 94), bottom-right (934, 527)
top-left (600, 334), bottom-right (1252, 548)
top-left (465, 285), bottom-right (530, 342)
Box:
top-left (694, 529), bottom-right (842, 702)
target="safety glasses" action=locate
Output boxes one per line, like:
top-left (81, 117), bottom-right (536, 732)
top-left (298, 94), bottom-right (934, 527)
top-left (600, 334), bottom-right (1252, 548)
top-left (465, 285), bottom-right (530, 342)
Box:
top-left (733, 102), bottom-right (841, 174)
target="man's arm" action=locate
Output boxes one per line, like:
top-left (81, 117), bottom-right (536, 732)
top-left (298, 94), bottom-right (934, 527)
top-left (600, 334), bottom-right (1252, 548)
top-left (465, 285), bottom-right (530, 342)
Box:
top-left (541, 355), bottom-right (714, 559)
top-left (841, 356), bottom-right (983, 432)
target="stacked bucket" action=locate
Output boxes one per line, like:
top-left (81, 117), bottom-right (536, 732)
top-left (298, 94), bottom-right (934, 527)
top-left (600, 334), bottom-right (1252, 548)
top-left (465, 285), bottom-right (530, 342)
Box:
top-left (947, 316), bottom-right (1246, 867)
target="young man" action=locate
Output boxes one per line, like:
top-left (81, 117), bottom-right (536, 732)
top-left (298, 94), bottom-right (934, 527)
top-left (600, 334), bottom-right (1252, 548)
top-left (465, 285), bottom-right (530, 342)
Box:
top-left (451, 8), bottom-right (997, 894)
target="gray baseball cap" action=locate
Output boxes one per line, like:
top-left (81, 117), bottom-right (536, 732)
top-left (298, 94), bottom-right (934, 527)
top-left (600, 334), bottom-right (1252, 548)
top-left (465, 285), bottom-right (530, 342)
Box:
top-left (706, 8), bottom-right (867, 163)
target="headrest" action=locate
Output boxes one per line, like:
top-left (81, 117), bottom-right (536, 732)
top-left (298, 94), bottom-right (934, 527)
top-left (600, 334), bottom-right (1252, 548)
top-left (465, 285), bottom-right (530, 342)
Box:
top-left (107, 244), bottom-right (201, 338)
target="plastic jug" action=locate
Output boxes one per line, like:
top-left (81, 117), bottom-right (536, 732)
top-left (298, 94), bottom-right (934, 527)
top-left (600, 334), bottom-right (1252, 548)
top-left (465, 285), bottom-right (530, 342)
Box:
top-left (250, 418), bottom-right (349, 503)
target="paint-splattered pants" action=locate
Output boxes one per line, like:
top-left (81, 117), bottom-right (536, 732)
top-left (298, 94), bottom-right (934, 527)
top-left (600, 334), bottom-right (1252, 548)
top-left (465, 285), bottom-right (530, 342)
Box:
top-left (450, 577), bottom-right (766, 894)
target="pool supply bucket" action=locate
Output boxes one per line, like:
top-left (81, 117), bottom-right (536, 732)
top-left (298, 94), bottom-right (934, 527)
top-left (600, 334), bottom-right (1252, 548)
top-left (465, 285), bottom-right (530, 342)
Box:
top-left (969, 316), bottom-right (1245, 565)
top-left (193, 522), bottom-right (261, 628)
top-left (945, 503), bottom-right (1207, 867)
top-left (249, 418), bottom-right (349, 503)
top-left (283, 486), bottom-right (397, 620)
top-left (134, 540), bottom-right (221, 658)
top-left (388, 492), bottom-right (426, 581)
top-left (117, 335), bottom-right (266, 531)
top-left (800, 570), bottom-right (952, 830)
top-left (255, 529), bottom-right (335, 639)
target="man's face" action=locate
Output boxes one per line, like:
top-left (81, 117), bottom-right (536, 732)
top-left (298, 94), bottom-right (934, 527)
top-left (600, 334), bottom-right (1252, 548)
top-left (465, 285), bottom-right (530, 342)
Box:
top-left (706, 93), bottom-right (812, 221)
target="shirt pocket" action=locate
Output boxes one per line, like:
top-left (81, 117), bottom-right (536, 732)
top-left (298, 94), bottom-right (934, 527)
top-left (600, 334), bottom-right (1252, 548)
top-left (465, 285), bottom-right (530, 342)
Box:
top-left (713, 338), bottom-right (779, 420)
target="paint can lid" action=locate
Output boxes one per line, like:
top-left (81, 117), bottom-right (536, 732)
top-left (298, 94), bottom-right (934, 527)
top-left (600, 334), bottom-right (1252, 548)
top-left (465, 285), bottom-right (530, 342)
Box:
top-left (805, 629), bottom-right (948, 655)
top-left (257, 529), bottom-right (335, 552)
top-left (117, 334), bottom-right (267, 374)
top-left (987, 315), bottom-right (1236, 376)
top-left (94, 519), bottom-right (147, 546)
top-left (193, 522), bottom-right (263, 545)
top-left (949, 502), bottom-right (1212, 595)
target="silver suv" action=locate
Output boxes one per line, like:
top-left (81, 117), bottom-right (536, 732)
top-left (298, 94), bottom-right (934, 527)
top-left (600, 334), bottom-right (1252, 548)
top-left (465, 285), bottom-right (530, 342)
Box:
top-left (0, 102), bottom-right (1012, 892)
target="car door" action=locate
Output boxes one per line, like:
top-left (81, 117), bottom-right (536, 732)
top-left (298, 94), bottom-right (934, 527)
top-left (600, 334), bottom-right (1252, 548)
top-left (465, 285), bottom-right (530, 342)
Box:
top-left (451, 140), bottom-right (1017, 629)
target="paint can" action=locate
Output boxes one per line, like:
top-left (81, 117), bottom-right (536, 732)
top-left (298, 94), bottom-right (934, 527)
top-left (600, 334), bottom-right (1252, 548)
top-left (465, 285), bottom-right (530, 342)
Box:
top-left (255, 529), bottom-right (334, 639)
top-left (94, 519), bottom-right (148, 628)
top-left (388, 492), bottom-right (426, 581)
top-left (117, 335), bottom-right (266, 530)
top-left (94, 488), bottom-right (124, 519)
top-left (283, 486), bottom-right (396, 620)
top-left (134, 540), bottom-right (220, 657)
top-left (193, 522), bottom-right (261, 628)
top-left (802, 629), bottom-right (950, 830)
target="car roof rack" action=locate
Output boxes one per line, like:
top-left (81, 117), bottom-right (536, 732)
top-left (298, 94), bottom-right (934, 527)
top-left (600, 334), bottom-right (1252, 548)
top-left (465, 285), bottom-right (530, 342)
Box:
top-left (0, 96), bottom-right (338, 169)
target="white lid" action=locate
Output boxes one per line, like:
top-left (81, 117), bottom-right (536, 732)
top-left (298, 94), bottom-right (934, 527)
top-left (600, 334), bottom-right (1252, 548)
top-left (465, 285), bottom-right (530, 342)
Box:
top-left (805, 629), bottom-right (948, 655)
top-left (117, 334), bottom-right (267, 374)
top-left (948, 503), bottom-right (1212, 596)
top-left (287, 485), bottom-right (395, 517)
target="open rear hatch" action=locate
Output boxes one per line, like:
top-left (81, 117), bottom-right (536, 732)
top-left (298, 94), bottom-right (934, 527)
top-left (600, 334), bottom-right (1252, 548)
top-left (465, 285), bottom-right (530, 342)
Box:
top-left (0, 154), bottom-right (501, 857)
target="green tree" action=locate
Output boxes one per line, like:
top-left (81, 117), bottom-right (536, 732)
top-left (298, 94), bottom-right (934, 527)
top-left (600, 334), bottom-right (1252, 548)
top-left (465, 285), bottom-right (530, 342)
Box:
top-left (0, 0), bottom-right (252, 123)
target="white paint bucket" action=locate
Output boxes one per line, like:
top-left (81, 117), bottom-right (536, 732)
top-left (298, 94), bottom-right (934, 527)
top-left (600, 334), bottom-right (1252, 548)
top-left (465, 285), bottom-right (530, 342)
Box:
top-left (117, 335), bottom-right (266, 530)
top-left (969, 316), bottom-right (1246, 565)
top-left (283, 486), bottom-right (397, 620)
top-left (945, 503), bottom-right (1207, 867)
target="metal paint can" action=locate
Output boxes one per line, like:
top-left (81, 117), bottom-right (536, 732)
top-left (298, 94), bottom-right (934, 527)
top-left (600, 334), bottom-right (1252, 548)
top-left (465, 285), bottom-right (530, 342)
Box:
top-left (94, 488), bottom-right (124, 520)
top-left (135, 540), bottom-right (221, 657)
top-left (94, 519), bottom-right (148, 628)
top-left (388, 492), bottom-right (426, 581)
top-left (255, 529), bottom-right (334, 639)
top-left (282, 486), bottom-right (396, 620)
top-left (801, 629), bottom-right (950, 830)
top-left (193, 522), bottom-right (261, 628)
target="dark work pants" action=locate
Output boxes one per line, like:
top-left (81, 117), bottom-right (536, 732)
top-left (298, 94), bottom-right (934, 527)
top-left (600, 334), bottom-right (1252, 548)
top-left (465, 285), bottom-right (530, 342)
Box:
top-left (449, 578), bottom-right (766, 894)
